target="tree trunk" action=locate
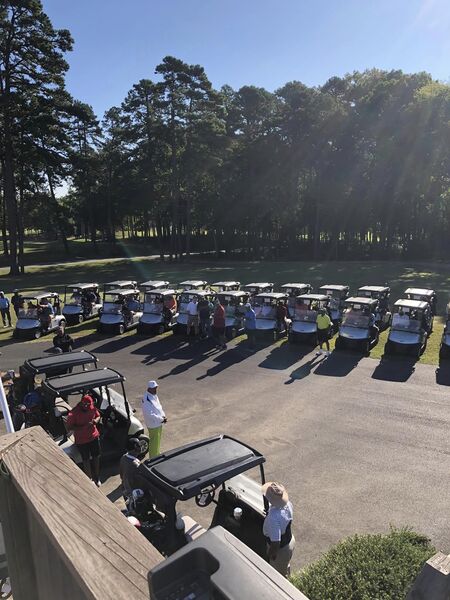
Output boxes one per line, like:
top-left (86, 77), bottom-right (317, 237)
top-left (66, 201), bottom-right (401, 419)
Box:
top-left (46, 169), bottom-right (69, 255)
top-left (2, 137), bottom-right (19, 275)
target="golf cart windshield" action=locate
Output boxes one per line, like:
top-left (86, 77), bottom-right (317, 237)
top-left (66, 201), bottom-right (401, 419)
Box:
top-left (342, 310), bottom-right (370, 328)
top-left (103, 294), bottom-right (123, 314)
top-left (143, 293), bottom-right (164, 314)
top-left (294, 305), bottom-right (317, 322)
top-left (253, 299), bottom-right (276, 319)
top-left (392, 312), bottom-right (421, 332)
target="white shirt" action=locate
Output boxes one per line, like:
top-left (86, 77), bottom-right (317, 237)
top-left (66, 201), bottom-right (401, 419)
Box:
top-left (263, 501), bottom-right (293, 542)
top-left (141, 392), bottom-right (165, 429)
top-left (187, 301), bottom-right (198, 316)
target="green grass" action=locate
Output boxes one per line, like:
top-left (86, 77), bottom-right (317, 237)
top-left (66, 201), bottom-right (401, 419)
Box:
top-left (1, 249), bottom-right (449, 362)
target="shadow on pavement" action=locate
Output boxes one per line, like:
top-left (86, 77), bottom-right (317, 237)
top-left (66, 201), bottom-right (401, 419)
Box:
top-left (371, 356), bottom-right (416, 382)
top-left (285, 353), bottom-right (326, 383)
top-left (159, 342), bottom-right (219, 379)
top-left (313, 351), bottom-right (362, 377)
top-left (436, 362), bottom-right (450, 386)
top-left (196, 348), bottom-right (247, 380)
top-left (90, 333), bottom-right (143, 354)
top-left (133, 335), bottom-right (209, 366)
top-left (259, 341), bottom-right (310, 371)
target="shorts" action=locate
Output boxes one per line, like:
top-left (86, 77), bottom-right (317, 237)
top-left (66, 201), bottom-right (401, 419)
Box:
top-left (317, 329), bottom-right (329, 343)
top-left (77, 437), bottom-right (101, 460)
top-left (187, 315), bottom-right (199, 326)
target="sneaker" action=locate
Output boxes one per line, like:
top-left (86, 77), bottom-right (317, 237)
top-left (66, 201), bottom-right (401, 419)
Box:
top-left (326, 351), bottom-right (331, 356)
top-left (315, 351), bottom-right (321, 356)
top-left (94, 480), bottom-right (102, 487)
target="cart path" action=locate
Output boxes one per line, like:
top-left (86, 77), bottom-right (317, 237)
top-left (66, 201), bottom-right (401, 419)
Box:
top-left (2, 335), bottom-right (450, 571)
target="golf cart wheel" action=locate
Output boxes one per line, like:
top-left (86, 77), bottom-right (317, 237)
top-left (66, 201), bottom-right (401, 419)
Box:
top-left (288, 332), bottom-right (295, 343)
top-left (78, 314), bottom-right (84, 324)
top-left (334, 336), bottom-right (343, 350)
top-left (97, 324), bottom-right (103, 334)
top-left (118, 324), bottom-right (125, 335)
top-left (157, 324), bottom-right (165, 335)
top-left (136, 434), bottom-right (150, 458)
top-left (34, 329), bottom-right (42, 339)
top-left (364, 340), bottom-right (371, 355)
top-left (60, 319), bottom-right (66, 329)
top-left (0, 577), bottom-right (12, 599)
top-left (173, 324), bottom-right (181, 335)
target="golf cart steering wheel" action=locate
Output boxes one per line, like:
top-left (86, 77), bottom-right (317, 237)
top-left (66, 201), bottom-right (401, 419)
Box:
top-left (195, 485), bottom-right (216, 507)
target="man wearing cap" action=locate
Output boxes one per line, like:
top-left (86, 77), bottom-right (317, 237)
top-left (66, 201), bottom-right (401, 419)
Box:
top-left (262, 482), bottom-right (295, 577)
top-left (66, 395), bottom-right (102, 486)
top-left (142, 381), bottom-right (167, 458)
top-left (316, 306), bottom-right (332, 356)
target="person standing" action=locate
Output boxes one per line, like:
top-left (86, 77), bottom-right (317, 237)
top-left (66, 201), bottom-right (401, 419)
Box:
top-left (0, 292), bottom-right (12, 327)
top-left (316, 307), bottom-right (332, 356)
top-left (262, 482), bottom-right (295, 577)
top-left (141, 381), bottom-right (167, 458)
top-left (244, 303), bottom-right (257, 349)
top-left (213, 300), bottom-right (227, 350)
top-left (10, 290), bottom-right (22, 318)
top-left (186, 296), bottom-right (199, 337)
top-left (276, 301), bottom-right (288, 334)
top-left (198, 297), bottom-right (211, 339)
top-left (66, 395), bottom-right (102, 486)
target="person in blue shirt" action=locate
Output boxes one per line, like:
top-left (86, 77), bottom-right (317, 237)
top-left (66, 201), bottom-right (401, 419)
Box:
top-left (0, 292), bottom-right (12, 327)
top-left (244, 303), bottom-right (257, 349)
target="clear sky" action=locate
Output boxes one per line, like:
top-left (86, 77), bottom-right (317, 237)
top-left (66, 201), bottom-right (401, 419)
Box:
top-left (42, 0), bottom-right (450, 119)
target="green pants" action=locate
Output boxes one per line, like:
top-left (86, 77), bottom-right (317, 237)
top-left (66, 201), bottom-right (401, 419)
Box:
top-left (148, 425), bottom-right (162, 458)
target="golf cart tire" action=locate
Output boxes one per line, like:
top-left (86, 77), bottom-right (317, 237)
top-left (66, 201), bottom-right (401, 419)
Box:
top-left (364, 339), bottom-right (371, 355)
top-left (288, 332), bottom-right (295, 343)
top-left (118, 324), bottom-right (125, 335)
top-left (334, 336), bottom-right (343, 351)
top-left (157, 324), bottom-right (165, 335)
top-left (97, 324), bottom-right (103, 334)
top-left (136, 434), bottom-right (150, 459)
top-left (34, 329), bottom-right (42, 339)
top-left (78, 314), bottom-right (84, 324)
top-left (384, 340), bottom-right (394, 356)
top-left (227, 326), bottom-right (237, 340)
top-left (173, 324), bottom-right (182, 335)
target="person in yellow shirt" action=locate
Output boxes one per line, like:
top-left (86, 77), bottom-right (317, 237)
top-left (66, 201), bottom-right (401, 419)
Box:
top-left (316, 307), bottom-right (332, 356)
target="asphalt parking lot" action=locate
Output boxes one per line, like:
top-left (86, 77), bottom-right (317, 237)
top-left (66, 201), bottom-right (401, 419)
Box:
top-left (3, 331), bottom-right (450, 571)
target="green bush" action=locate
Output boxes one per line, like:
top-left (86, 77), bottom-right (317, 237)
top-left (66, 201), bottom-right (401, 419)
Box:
top-left (290, 528), bottom-right (435, 600)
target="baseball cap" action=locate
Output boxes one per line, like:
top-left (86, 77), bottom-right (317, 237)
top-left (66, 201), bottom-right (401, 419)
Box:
top-left (147, 380), bottom-right (158, 389)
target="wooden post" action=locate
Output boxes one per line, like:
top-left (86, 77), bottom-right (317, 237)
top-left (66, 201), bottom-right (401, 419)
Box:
top-left (0, 428), bottom-right (162, 599)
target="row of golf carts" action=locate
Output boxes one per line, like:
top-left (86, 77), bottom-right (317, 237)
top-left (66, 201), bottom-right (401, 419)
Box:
top-left (12, 350), bottom-right (278, 563)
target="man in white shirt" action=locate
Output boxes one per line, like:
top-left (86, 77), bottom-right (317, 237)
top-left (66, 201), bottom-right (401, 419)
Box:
top-left (186, 297), bottom-right (199, 337)
top-left (262, 482), bottom-right (295, 577)
top-left (141, 380), bottom-right (167, 458)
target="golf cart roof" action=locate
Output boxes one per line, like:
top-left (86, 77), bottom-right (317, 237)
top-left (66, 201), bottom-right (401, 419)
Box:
top-left (66, 283), bottom-right (98, 290)
top-left (143, 288), bottom-right (177, 296)
top-left (21, 292), bottom-right (59, 301)
top-left (23, 351), bottom-right (98, 375)
top-left (319, 284), bottom-right (349, 292)
top-left (345, 297), bottom-right (378, 307)
top-left (358, 285), bottom-right (390, 293)
top-left (42, 367), bottom-right (124, 396)
top-left (394, 299), bottom-right (428, 310)
top-left (140, 435), bottom-right (265, 500)
top-left (104, 288), bottom-right (138, 296)
top-left (104, 280), bottom-right (137, 288)
top-left (243, 282), bottom-right (273, 289)
top-left (281, 283), bottom-right (311, 290)
top-left (254, 292), bottom-right (287, 300)
top-left (212, 281), bottom-right (240, 287)
top-left (297, 294), bottom-right (329, 302)
top-left (404, 288), bottom-right (435, 297)
top-left (217, 290), bottom-right (249, 299)
top-left (179, 280), bottom-right (207, 287)
top-left (140, 280), bottom-right (170, 289)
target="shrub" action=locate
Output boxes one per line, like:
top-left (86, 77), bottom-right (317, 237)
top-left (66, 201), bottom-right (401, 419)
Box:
top-left (290, 528), bottom-right (435, 600)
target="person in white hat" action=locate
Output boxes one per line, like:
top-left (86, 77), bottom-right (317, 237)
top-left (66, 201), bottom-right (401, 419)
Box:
top-left (141, 380), bottom-right (167, 458)
top-left (262, 481), bottom-right (295, 577)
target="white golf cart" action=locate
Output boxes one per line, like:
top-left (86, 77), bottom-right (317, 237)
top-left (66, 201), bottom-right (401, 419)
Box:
top-left (289, 293), bottom-right (330, 344)
top-left (210, 281), bottom-right (241, 292)
top-left (242, 283), bottom-right (274, 299)
top-left (439, 302), bottom-right (450, 359)
top-left (384, 299), bottom-right (432, 357)
top-left (97, 288), bottom-right (142, 335)
top-left (137, 287), bottom-right (179, 335)
top-left (319, 284), bottom-right (350, 326)
top-left (62, 283), bottom-right (102, 326)
top-left (280, 283), bottom-right (313, 317)
top-left (14, 292), bottom-right (64, 339)
top-left (103, 280), bottom-right (138, 293)
top-left (335, 297), bottom-right (380, 353)
top-left (139, 280), bottom-right (170, 291)
top-left (357, 285), bottom-right (391, 329)
top-left (41, 368), bottom-right (149, 464)
top-left (404, 287), bottom-right (437, 317)
top-left (179, 280), bottom-right (208, 291)
top-left (173, 289), bottom-right (216, 335)
top-left (253, 292), bottom-right (289, 340)
top-left (217, 290), bottom-right (250, 339)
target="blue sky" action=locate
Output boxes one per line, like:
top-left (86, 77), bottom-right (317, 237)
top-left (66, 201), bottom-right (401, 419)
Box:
top-left (43, 0), bottom-right (450, 119)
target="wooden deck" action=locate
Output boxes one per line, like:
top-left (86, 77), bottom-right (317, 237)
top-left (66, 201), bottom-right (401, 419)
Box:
top-left (0, 428), bottom-right (162, 600)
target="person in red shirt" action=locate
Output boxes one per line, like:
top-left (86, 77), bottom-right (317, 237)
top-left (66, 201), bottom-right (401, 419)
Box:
top-left (66, 395), bottom-right (102, 486)
top-left (213, 300), bottom-right (227, 350)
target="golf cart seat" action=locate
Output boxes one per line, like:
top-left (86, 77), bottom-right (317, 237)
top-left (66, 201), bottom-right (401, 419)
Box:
top-left (180, 515), bottom-right (206, 542)
top-left (54, 397), bottom-right (72, 417)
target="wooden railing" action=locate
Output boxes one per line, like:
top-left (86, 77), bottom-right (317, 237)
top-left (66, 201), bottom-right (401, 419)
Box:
top-left (0, 428), bottom-right (162, 600)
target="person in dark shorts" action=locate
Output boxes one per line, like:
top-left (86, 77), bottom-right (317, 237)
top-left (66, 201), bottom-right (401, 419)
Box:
top-left (316, 307), bottom-right (332, 356)
top-left (67, 395), bottom-right (101, 486)
top-left (212, 299), bottom-right (227, 350)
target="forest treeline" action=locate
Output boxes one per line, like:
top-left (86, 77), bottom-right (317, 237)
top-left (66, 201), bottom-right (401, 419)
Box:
top-left (1, 1), bottom-right (450, 275)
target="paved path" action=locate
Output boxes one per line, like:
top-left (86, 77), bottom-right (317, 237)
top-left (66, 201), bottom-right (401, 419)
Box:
top-left (3, 333), bottom-right (450, 570)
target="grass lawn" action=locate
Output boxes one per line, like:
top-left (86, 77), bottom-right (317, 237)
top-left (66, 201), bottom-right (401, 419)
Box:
top-left (1, 251), bottom-right (449, 363)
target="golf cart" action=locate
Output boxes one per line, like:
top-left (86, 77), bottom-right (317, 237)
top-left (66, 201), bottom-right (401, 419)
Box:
top-left (130, 435), bottom-right (268, 558)
top-left (41, 368), bottom-right (149, 464)
top-left (14, 292), bottom-right (64, 339)
top-left (253, 292), bottom-right (289, 340)
top-left (384, 299), bottom-right (432, 357)
top-left (97, 288), bottom-right (142, 335)
top-left (103, 280), bottom-right (138, 293)
top-left (281, 283), bottom-right (313, 316)
top-left (62, 283), bottom-right (102, 326)
top-left (335, 297), bottom-right (380, 353)
top-left (357, 286), bottom-right (391, 329)
top-left (289, 294), bottom-right (330, 344)
top-left (137, 288), bottom-right (179, 335)
top-left (242, 283), bottom-right (274, 298)
top-left (439, 303), bottom-right (450, 359)
top-left (173, 289), bottom-right (216, 335)
top-left (211, 281), bottom-right (241, 292)
top-left (404, 287), bottom-right (437, 316)
top-left (319, 284), bottom-right (350, 326)
top-left (179, 280), bottom-right (208, 291)
top-left (139, 280), bottom-right (170, 290)
top-left (217, 290), bottom-right (250, 339)
top-left (19, 351), bottom-right (98, 391)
